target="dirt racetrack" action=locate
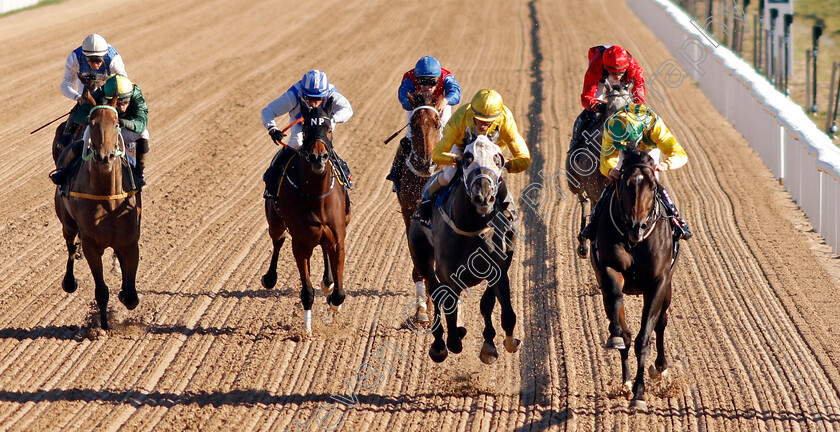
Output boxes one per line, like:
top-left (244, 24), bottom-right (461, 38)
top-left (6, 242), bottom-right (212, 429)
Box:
top-left (3, 0), bottom-right (840, 430)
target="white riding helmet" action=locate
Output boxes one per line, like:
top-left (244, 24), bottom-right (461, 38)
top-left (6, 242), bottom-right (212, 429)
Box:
top-left (82, 34), bottom-right (108, 57)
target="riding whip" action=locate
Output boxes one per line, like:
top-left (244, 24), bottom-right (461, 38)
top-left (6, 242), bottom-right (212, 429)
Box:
top-left (30, 111), bottom-right (71, 134)
top-left (383, 123), bottom-right (409, 145)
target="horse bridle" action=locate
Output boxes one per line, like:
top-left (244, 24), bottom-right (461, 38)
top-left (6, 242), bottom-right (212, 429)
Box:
top-left (82, 105), bottom-right (125, 162)
top-left (406, 105), bottom-right (441, 177)
top-left (461, 154), bottom-right (502, 201)
top-left (611, 163), bottom-right (662, 242)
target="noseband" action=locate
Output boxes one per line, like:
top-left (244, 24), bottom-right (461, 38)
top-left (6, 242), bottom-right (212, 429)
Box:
top-left (82, 105), bottom-right (125, 162)
top-left (611, 163), bottom-right (662, 242)
top-left (462, 160), bottom-right (501, 200)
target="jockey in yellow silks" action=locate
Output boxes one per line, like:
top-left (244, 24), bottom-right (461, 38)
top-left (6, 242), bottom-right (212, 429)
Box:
top-left (415, 89), bottom-right (531, 223)
top-left (581, 103), bottom-right (693, 240)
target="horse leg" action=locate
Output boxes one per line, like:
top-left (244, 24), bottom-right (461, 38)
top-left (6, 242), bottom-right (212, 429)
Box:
top-left (576, 197), bottom-right (589, 258)
top-left (325, 240), bottom-right (346, 311)
top-left (427, 283), bottom-right (449, 363)
top-left (292, 243), bottom-right (315, 335)
top-left (116, 244), bottom-right (139, 310)
top-left (61, 227), bottom-right (78, 293)
top-left (110, 250), bottom-right (121, 275)
top-left (630, 281), bottom-right (670, 409)
top-left (479, 287), bottom-right (499, 365)
top-left (261, 202), bottom-right (286, 289)
top-left (600, 267), bottom-right (630, 349)
top-left (320, 246), bottom-right (334, 295)
top-left (412, 267), bottom-right (429, 323)
top-left (653, 281), bottom-right (672, 377)
top-left (444, 292), bottom-right (466, 355)
top-left (493, 272), bottom-right (521, 354)
top-left (81, 240), bottom-right (110, 330)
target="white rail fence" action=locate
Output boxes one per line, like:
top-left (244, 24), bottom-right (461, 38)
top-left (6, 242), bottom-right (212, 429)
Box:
top-left (627, 0), bottom-right (840, 254)
top-left (0, 0), bottom-right (40, 14)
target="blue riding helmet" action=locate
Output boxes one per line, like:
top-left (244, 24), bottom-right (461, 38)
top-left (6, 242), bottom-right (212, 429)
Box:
top-left (301, 70), bottom-right (330, 98)
top-left (414, 56), bottom-right (442, 77)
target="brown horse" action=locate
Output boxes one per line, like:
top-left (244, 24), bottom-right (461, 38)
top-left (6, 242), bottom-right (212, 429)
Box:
top-left (566, 82), bottom-right (633, 258)
top-left (54, 96), bottom-right (142, 331)
top-left (261, 97), bottom-right (351, 335)
top-left (589, 147), bottom-right (678, 409)
top-left (52, 72), bottom-right (108, 163)
top-left (397, 86), bottom-right (444, 323)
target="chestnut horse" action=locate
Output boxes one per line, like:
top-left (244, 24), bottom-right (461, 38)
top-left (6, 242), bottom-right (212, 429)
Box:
top-left (397, 86), bottom-right (443, 323)
top-left (566, 82), bottom-right (633, 258)
top-left (589, 147), bottom-right (679, 409)
top-left (261, 97), bottom-right (351, 335)
top-left (54, 96), bottom-right (141, 330)
top-left (408, 134), bottom-right (521, 364)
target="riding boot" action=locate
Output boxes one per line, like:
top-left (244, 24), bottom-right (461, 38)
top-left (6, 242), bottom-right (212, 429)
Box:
top-left (263, 147), bottom-right (294, 199)
top-left (659, 187), bottom-right (693, 240)
top-left (51, 139), bottom-right (84, 191)
top-left (415, 174), bottom-right (446, 226)
top-left (570, 109), bottom-right (598, 149)
top-left (334, 155), bottom-right (353, 189)
top-left (57, 104), bottom-right (80, 149)
top-left (134, 138), bottom-right (149, 188)
top-left (386, 137), bottom-right (411, 192)
top-left (580, 184), bottom-right (614, 240)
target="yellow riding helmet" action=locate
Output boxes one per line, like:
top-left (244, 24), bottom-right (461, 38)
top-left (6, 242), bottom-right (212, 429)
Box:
top-left (470, 89), bottom-right (504, 122)
top-left (103, 74), bottom-right (134, 99)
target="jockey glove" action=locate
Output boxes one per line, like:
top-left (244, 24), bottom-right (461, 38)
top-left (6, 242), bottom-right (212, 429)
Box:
top-left (588, 100), bottom-right (606, 112)
top-left (269, 128), bottom-right (285, 143)
top-left (119, 118), bottom-right (129, 128)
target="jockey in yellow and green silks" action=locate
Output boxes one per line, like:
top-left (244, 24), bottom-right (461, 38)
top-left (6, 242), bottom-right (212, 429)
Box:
top-left (582, 103), bottom-right (692, 241)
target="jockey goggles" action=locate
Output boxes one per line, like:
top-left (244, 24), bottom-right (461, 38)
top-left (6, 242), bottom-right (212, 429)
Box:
top-left (417, 76), bottom-right (439, 86)
top-left (86, 56), bottom-right (104, 64)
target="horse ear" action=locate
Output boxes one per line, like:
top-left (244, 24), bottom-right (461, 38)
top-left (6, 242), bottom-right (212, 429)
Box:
top-left (299, 96), bottom-right (310, 116)
top-left (406, 92), bottom-right (415, 106)
top-left (323, 95), bottom-right (335, 114)
top-left (464, 128), bottom-right (476, 146)
top-left (604, 81), bottom-right (613, 93)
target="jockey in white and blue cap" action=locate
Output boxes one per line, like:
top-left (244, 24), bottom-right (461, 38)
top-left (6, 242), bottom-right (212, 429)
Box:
top-left (260, 70), bottom-right (354, 199)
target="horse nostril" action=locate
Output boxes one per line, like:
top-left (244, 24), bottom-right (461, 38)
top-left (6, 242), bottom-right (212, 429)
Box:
top-left (640, 223), bottom-right (648, 230)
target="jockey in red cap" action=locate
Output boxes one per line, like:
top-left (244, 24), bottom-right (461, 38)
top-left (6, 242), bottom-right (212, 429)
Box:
top-left (570, 45), bottom-right (646, 149)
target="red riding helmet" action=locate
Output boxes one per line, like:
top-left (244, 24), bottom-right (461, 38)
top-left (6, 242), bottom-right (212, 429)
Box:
top-left (602, 46), bottom-right (630, 72)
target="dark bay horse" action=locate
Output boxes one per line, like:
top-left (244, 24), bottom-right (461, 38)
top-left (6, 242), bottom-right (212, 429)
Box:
top-left (566, 82), bottom-right (633, 258)
top-left (54, 96), bottom-right (141, 330)
top-left (408, 135), bottom-right (521, 364)
top-left (261, 97), bottom-right (350, 335)
top-left (589, 147), bottom-right (678, 409)
top-left (397, 86), bottom-right (444, 323)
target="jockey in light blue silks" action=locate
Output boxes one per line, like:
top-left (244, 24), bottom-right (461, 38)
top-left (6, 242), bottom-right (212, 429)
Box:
top-left (260, 70), bottom-right (354, 199)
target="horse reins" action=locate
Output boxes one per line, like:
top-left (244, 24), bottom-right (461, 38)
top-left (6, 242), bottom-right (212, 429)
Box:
top-left (611, 163), bottom-right (663, 242)
top-left (272, 117), bottom-right (304, 147)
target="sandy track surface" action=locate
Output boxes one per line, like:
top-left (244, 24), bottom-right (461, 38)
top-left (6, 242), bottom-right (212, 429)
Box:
top-left (2, 0), bottom-right (840, 430)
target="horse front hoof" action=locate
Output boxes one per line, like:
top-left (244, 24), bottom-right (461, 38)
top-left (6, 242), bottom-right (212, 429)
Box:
top-left (576, 243), bottom-right (589, 258)
top-left (62, 275), bottom-right (77, 293)
top-left (629, 399), bottom-right (647, 410)
top-left (100, 316), bottom-right (110, 331)
top-left (504, 336), bottom-right (522, 353)
top-left (604, 336), bottom-right (626, 350)
top-left (261, 273), bottom-right (277, 289)
top-left (429, 343), bottom-right (448, 363)
top-left (447, 337), bottom-right (463, 354)
top-left (330, 303), bottom-right (341, 312)
top-left (479, 341), bottom-right (499, 365)
top-left (118, 291), bottom-right (139, 310)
